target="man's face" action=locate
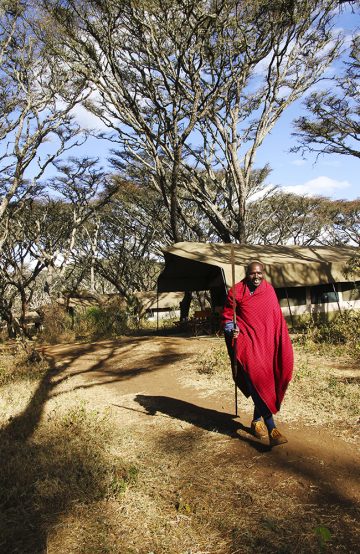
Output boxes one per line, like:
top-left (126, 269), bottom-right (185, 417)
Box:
top-left (246, 263), bottom-right (264, 287)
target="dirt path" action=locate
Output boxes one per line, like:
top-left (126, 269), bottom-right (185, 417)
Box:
top-left (44, 335), bottom-right (360, 553)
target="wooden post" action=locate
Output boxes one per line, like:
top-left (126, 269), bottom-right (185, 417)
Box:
top-left (231, 244), bottom-right (238, 417)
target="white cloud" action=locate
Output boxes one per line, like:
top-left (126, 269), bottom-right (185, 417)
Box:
top-left (282, 176), bottom-right (351, 197)
top-left (70, 102), bottom-right (108, 131)
top-left (291, 159), bottom-right (307, 166)
top-left (248, 184), bottom-right (275, 202)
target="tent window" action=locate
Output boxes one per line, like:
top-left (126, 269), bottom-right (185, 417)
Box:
top-left (275, 287), bottom-right (307, 306)
top-left (311, 284), bottom-right (339, 304)
top-left (341, 281), bottom-right (360, 301)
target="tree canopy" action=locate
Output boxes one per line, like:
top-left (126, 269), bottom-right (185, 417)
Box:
top-left (42, 0), bottom-right (343, 242)
top-left (292, 34), bottom-right (360, 159)
top-left (0, 0), bottom-right (358, 337)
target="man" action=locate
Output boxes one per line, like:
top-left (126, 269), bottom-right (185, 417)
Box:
top-left (222, 260), bottom-right (293, 446)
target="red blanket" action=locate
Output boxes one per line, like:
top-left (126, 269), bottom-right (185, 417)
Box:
top-left (222, 279), bottom-right (293, 414)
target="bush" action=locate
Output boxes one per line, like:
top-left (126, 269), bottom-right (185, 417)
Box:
top-left (81, 303), bottom-right (128, 338)
top-left (39, 300), bottom-right (129, 343)
top-left (40, 303), bottom-right (76, 344)
top-left (295, 311), bottom-right (360, 358)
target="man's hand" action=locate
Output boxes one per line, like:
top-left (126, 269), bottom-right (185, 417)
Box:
top-left (224, 321), bottom-right (239, 339)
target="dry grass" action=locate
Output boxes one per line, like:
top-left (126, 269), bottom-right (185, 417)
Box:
top-left (52, 417), bottom-right (356, 554)
top-left (0, 341), bottom-right (48, 386)
top-left (0, 347), bottom-right (136, 554)
top-left (0, 339), bottom-right (359, 553)
top-left (284, 350), bottom-right (359, 432)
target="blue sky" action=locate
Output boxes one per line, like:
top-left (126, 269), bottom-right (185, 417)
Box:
top-left (256, 100), bottom-right (360, 200)
top-left (257, 7), bottom-right (360, 201)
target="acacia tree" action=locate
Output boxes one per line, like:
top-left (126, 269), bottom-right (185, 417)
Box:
top-left (84, 180), bottom-right (168, 300)
top-left (35, 157), bottom-right (117, 298)
top-left (245, 191), bottom-right (360, 246)
top-left (321, 198), bottom-right (360, 246)
top-left (0, 198), bottom-right (48, 337)
top-left (42, 0), bottom-right (236, 241)
top-left (43, 0), bottom-right (342, 244)
top-left (292, 33), bottom-right (360, 159)
top-left (187, 0), bottom-right (344, 242)
top-left (0, 0), bottom-right (88, 250)
top-left (117, 154), bottom-right (227, 242)
top-left (246, 192), bottom-right (331, 245)
top-left (0, 157), bottom-right (114, 337)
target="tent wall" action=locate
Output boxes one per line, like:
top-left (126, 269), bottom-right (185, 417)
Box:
top-left (157, 243), bottom-right (359, 322)
top-left (158, 242), bottom-right (359, 291)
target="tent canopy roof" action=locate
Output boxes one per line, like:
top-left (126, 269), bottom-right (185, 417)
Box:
top-left (158, 242), bottom-right (359, 292)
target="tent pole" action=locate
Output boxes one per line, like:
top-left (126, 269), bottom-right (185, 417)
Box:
top-left (284, 287), bottom-right (294, 328)
top-left (280, 269), bottom-right (294, 329)
top-left (156, 288), bottom-right (159, 332)
top-left (331, 281), bottom-right (341, 313)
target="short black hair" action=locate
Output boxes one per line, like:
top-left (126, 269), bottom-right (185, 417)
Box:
top-left (246, 260), bottom-right (264, 274)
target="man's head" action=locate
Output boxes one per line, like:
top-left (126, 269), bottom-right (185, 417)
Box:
top-left (246, 260), bottom-right (264, 288)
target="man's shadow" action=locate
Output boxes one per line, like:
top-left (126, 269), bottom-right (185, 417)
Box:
top-left (134, 394), bottom-right (270, 452)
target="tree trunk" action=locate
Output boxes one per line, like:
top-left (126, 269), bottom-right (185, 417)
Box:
top-left (179, 291), bottom-right (192, 322)
top-left (19, 289), bottom-right (27, 331)
top-left (170, 147), bottom-right (182, 242)
top-left (238, 195), bottom-right (247, 244)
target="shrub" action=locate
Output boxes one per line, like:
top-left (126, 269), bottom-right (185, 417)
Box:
top-left (0, 341), bottom-right (48, 386)
top-left (81, 302), bottom-right (128, 338)
top-left (40, 303), bottom-right (75, 344)
top-left (294, 311), bottom-right (360, 358)
top-left (39, 300), bottom-right (129, 343)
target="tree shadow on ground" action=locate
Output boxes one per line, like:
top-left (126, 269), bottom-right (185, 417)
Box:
top-left (0, 337), bottom-right (183, 553)
top-left (134, 394), bottom-right (360, 505)
top-left (0, 364), bottom-right (116, 552)
top-left (45, 337), bottom-right (193, 400)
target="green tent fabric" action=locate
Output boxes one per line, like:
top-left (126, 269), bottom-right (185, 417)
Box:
top-left (157, 242), bottom-right (359, 292)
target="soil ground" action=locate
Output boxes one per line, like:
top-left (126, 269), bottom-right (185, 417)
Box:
top-left (43, 334), bottom-right (359, 553)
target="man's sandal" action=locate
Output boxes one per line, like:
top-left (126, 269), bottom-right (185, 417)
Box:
top-left (269, 428), bottom-right (288, 446)
top-left (251, 420), bottom-right (268, 439)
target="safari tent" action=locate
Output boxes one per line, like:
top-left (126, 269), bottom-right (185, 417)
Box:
top-left (157, 242), bottom-right (360, 321)
top-left (135, 291), bottom-right (184, 321)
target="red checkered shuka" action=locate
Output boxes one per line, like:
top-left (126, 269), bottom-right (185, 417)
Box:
top-left (222, 279), bottom-right (294, 414)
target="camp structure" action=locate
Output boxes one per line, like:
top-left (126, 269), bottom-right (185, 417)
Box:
top-left (157, 242), bottom-right (360, 324)
top-left (135, 291), bottom-right (185, 321)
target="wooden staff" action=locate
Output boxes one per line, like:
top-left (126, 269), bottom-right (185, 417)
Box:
top-left (231, 244), bottom-right (238, 417)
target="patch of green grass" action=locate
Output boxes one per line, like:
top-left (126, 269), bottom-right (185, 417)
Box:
top-left (315, 525), bottom-right (332, 551)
